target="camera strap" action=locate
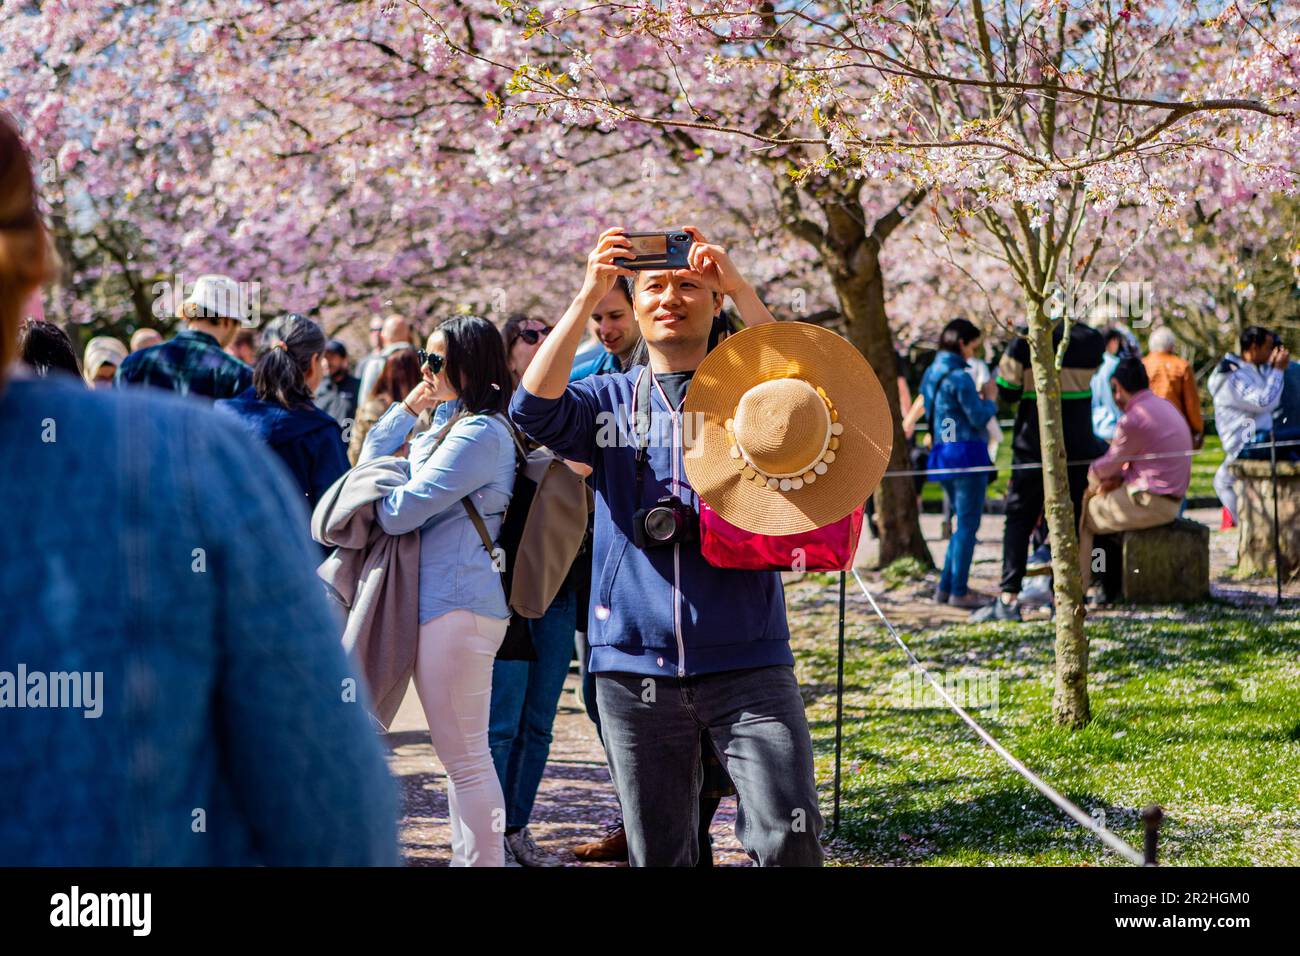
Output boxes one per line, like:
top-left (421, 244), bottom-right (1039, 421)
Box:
top-left (633, 366), bottom-right (652, 503)
top-left (634, 366), bottom-right (699, 505)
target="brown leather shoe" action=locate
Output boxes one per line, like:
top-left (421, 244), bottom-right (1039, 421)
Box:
top-left (573, 823), bottom-right (628, 862)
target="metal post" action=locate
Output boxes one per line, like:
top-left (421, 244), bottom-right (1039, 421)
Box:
top-left (1271, 437), bottom-right (1283, 605)
top-left (832, 570), bottom-right (846, 836)
top-left (1141, 804), bottom-right (1164, 866)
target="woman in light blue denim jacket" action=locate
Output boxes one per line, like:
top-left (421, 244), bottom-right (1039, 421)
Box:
top-left (0, 109), bottom-right (397, 865)
top-left (359, 314), bottom-right (518, 867)
top-left (920, 318), bottom-right (999, 608)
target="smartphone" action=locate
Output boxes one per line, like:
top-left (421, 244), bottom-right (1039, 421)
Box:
top-left (614, 231), bottom-right (693, 271)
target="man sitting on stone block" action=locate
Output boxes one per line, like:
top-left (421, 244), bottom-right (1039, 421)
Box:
top-left (1078, 357), bottom-right (1193, 599)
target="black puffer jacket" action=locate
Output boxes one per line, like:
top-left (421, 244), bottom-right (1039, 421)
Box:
top-left (995, 322), bottom-right (1107, 463)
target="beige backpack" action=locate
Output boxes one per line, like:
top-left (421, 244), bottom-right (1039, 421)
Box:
top-left (461, 414), bottom-right (592, 620)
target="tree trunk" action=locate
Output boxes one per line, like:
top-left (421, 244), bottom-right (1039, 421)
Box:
top-left (1024, 301), bottom-right (1091, 727)
top-left (831, 246), bottom-right (932, 569)
top-left (764, 164), bottom-right (929, 568)
top-left (46, 217), bottom-right (79, 326)
top-left (126, 269), bottom-right (154, 328)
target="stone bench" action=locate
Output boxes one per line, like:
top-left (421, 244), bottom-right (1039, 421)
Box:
top-left (1117, 518), bottom-right (1211, 603)
top-left (1228, 459), bottom-right (1300, 579)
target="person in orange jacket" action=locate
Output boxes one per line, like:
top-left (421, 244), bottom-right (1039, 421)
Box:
top-left (1142, 327), bottom-right (1204, 450)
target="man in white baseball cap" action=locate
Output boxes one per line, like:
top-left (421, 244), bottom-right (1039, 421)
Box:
top-left (116, 274), bottom-right (255, 400)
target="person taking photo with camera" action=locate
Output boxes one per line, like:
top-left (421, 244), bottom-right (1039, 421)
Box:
top-left (510, 226), bottom-right (824, 867)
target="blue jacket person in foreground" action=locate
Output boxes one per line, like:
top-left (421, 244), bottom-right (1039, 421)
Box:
top-left (510, 225), bottom-right (823, 866)
top-left (0, 115), bottom-right (395, 863)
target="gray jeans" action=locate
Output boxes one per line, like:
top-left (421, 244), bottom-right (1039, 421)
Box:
top-left (594, 665), bottom-right (824, 867)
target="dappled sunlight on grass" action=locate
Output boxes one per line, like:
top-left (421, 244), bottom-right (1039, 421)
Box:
top-left (787, 577), bottom-right (1300, 866)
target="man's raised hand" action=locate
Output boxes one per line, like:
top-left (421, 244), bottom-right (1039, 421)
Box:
top-left (583, 228), bottom-right (635, 300)
top-left (682, 226), bottom-right (745, 297)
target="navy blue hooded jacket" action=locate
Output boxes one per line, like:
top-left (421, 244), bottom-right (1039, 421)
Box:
top-left (510, 367), bottom-right (792, 679)
top-left (215, 387), bottom-right (350, 513)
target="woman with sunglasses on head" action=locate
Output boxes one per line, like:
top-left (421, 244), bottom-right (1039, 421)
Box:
top-left (358, 315), bottom-right (518, 867)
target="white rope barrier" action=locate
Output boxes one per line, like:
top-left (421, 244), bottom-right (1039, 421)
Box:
top-left (850, 568), bottom-right (1148, 866)
top-left (879, 439), bottom-right (1300, 479)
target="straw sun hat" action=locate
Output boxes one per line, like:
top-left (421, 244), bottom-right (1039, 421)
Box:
top-left (683, 322), bottom-right (893, 536)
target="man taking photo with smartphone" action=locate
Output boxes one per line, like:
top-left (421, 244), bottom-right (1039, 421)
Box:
top-left (510, 226), bottom-right (824, 867)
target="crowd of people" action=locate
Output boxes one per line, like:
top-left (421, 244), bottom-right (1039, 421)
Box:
top-left (6, 92), bottom-right (1297, 868)
top-left (910, 311), bottom-right (1296, 617)
top-left (2, 102), bottom-right (829, 867)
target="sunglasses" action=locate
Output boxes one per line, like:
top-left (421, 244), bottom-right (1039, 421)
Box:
top-left (416, 349), bottom-right (445, 375)
top-left (515, 326), bottom-right (551, 346)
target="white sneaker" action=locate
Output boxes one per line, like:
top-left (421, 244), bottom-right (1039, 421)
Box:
top-left (507, 826), bottom-right (561, 867)
top-left (1019, 574), bottom-right (1054, 608)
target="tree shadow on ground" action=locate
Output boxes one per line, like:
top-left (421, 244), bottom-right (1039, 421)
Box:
top-left (827, 784), bottom-right (1140, 864)
top-left (795, 611), bottom-right (1294, 717)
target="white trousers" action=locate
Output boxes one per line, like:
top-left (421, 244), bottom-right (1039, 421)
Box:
top-left (1213, 460), bottom-right (1238, 522)
top-left (414, 609), bottom-right (509, 867)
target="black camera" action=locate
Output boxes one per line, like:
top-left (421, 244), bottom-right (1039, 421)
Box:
top-left (633, 495), bottom-right (698, 549)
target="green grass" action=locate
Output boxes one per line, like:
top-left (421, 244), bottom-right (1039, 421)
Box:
top-left (918, 430), bottom-right (1224, 504)
top-left (787, 580), bottom-right (1300, 865)
top-left (1190, 434), bottom-right (1224, 501)
top-left (882, 557), bottom-right (930, 589)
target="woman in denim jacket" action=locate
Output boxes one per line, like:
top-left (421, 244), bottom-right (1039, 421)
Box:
top-left (0, 112), bottom-right (397, 865)
top-left (920, 318), bottom-right (999, 608)
top-left (359, 315), bottom-right (518, 867)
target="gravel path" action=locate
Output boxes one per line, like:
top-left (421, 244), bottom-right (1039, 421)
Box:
top-left (387, 674), bottom-right (750, 867)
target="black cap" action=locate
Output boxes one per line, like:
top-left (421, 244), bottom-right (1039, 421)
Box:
top-left (324, 339), bottom-right (348, 357)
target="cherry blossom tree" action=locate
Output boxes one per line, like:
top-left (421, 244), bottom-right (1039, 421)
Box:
top-left (7, 0), bottom-right (1299, 728)
top-left (3, 2), bottom-right (819, 336)
top-left (451, 0), bottom-right (1300, 726)
top-left (1129, 192), bottom-right (1300, 364)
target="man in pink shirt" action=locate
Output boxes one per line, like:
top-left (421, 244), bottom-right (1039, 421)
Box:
top-left (1079, 357), bottom-right (1193, 596)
